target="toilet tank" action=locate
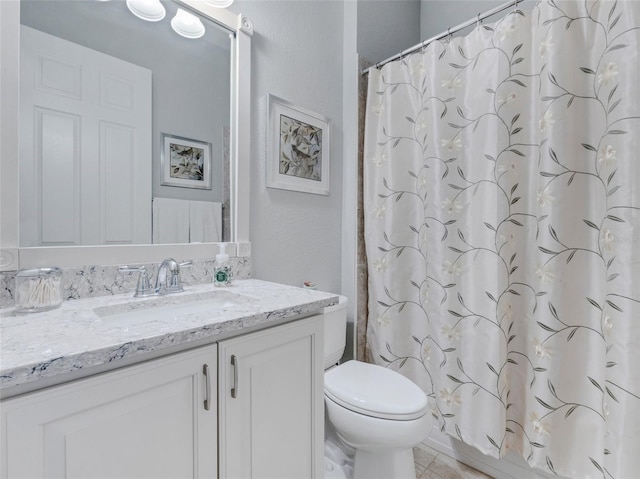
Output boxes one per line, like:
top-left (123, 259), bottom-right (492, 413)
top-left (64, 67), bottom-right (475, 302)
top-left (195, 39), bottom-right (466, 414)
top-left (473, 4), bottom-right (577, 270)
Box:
top-left (323, 295), bottom-right (348, 369)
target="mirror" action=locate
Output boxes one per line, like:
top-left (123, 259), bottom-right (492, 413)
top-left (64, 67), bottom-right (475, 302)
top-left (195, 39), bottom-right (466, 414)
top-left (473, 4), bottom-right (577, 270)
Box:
top-left (20, 0), bottom-right (230, 245)
top-left (0, 0), bottom-right (252, 269)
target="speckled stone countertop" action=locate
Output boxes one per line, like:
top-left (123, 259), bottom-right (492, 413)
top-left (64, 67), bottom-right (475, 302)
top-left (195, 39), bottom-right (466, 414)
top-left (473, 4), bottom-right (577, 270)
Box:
top-left (0, 279), bottom-right (338, 396)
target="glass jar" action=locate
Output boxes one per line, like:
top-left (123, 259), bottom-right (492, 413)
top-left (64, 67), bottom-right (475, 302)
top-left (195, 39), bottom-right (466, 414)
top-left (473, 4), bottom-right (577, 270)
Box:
top-left (15, 267), bottom-right (63, 313)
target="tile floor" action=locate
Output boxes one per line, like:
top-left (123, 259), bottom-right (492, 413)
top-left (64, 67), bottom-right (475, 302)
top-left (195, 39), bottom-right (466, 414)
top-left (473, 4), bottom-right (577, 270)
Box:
top-left (414, 443), bottom-right (493, 479)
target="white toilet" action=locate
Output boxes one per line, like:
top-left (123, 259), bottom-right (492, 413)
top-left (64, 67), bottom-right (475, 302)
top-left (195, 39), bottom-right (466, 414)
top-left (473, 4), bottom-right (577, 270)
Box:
top-left (323, 297), bottom-right (432, 479)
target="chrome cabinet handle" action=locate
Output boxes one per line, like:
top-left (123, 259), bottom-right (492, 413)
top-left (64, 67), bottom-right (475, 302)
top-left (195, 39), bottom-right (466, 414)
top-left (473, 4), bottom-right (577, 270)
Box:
top-left (231, 354), bottom-right (238, 399)
top-left (203, 364), bottom-right (211, 411)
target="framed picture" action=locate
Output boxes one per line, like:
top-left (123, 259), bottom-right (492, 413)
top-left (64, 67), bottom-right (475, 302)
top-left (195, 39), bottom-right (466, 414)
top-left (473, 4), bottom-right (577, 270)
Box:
top-left (161, 133), bottom-right (212, 190)
top-left (267, 94), bottom-right (330, 195)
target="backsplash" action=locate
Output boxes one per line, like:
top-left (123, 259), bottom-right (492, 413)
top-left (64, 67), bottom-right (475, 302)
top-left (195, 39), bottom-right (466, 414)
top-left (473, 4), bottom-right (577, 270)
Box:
top-left (0, 256), bottom-right (251, 309)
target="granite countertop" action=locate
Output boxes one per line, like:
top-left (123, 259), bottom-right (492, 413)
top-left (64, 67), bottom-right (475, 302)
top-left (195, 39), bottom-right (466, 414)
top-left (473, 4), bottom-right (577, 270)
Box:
top-left (0, 279), bottom-right (338, 396)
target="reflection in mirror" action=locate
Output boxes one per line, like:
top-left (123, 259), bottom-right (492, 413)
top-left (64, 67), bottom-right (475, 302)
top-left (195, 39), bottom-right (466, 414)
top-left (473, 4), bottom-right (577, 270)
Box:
top-left (19, 0), bottom-right (232, 246)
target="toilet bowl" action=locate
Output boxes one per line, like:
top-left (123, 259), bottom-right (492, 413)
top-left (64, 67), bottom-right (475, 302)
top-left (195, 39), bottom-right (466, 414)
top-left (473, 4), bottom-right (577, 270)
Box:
top-left (322, 298), bottom-right (432, 479)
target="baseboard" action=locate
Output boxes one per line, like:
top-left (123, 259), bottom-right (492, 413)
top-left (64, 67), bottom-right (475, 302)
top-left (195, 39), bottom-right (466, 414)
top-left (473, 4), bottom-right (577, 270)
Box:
top-left (423, 427), bottom-right (564, 479)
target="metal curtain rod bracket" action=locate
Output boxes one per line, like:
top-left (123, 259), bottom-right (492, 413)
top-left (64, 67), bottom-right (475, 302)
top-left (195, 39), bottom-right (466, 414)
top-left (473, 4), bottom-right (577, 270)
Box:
top-left (363, 0), bottom-right (522, 75)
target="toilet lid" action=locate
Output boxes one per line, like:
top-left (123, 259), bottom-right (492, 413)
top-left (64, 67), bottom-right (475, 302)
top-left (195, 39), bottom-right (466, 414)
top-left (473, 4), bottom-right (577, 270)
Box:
top-left (324, 361), bottom-right (429, 420)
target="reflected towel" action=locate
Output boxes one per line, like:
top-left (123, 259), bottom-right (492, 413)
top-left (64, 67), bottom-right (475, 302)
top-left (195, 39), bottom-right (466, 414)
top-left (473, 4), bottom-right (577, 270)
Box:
top-left (189, 200), bottom-right (222, 242)
top-left (152, 197), bottom-right (190, 244)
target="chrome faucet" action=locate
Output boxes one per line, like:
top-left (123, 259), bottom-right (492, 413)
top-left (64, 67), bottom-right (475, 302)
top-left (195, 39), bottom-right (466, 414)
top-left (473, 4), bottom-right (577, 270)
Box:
top-left (120, 259), bottom-right (193, 297)
top-left (155, 258), bottom-right (193, 295)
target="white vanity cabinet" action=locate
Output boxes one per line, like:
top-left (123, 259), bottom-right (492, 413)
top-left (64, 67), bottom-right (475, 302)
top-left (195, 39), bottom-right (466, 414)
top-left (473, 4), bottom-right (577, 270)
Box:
top-left (218, 314), bottom-right (324, 479)
top-left (0, 345), bottom-right (218, 479)
top-left (1, 313), bottom-right (325, 479)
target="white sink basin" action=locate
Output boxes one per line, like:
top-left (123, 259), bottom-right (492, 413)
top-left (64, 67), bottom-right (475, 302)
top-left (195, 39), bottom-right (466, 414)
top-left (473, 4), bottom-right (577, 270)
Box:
top-left (93, 290), bottom-right (254, 327)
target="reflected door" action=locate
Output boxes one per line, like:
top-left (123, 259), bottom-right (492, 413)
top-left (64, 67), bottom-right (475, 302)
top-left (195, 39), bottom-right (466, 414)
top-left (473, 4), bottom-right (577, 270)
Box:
top-left (20, 26), bottom-right (152, 246)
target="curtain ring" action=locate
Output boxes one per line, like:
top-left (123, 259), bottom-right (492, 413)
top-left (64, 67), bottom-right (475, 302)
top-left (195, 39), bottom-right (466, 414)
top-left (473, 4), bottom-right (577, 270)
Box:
top-left (447, 27), bottom-right (452, 42)
top-left (513, 0), bottom-right (518, 13)
top-left (477, 13), bottom-right (482, 28)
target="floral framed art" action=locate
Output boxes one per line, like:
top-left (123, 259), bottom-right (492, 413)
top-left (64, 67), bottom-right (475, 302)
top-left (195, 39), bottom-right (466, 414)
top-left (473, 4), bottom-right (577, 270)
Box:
top-left (267, 94), bottom-right (330, 195)
top-left (161, 133), bottom-right (212, 190)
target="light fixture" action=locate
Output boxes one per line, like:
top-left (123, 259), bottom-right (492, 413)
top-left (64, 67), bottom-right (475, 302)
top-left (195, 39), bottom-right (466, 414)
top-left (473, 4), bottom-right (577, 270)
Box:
top-left (171, 8), bottom-right (206, 39)
top-left (126, 0), bottom-right (166, 22)
top-left (202, 0), bottom-right (234, 8)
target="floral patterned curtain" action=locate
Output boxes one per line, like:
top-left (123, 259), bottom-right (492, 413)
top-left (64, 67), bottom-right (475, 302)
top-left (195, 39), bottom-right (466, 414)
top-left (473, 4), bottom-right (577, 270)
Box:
top-left (363, 1), bottom-right (640, 477)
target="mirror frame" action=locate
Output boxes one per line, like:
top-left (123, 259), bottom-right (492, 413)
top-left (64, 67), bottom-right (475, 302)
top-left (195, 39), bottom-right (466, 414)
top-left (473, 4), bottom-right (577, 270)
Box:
top-left (0, 0), bottom-right (252, 270)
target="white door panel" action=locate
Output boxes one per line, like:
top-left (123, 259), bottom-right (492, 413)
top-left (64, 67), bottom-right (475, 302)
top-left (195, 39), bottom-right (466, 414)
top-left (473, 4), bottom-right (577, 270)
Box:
top-left (38, 108), bottom-right (80, 245)
top-left (101, 121), bottom-right (137, 244)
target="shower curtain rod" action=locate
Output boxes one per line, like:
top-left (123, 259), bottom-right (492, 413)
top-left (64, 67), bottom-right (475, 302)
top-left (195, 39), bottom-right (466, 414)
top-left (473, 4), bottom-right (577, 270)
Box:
top-left (362, 0), bottom-right (523, 75)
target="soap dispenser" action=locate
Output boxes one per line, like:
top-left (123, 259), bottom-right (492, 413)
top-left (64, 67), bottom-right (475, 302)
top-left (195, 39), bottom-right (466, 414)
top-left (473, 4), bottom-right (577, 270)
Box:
top-left (213, 244), bottom-right (232, 286)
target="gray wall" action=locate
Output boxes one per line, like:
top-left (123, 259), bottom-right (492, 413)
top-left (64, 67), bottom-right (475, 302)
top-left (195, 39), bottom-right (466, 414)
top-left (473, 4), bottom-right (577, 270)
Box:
top-left (229, 1), bottom-right (345, 293)
top-left (421, 0), bottom-right (537, 39)
top-left (357, 0), bottom-right (421, 64)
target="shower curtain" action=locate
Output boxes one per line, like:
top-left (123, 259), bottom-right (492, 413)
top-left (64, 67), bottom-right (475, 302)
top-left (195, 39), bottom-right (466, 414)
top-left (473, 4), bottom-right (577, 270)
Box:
top-left (363, 1), bottom-right (639, 477)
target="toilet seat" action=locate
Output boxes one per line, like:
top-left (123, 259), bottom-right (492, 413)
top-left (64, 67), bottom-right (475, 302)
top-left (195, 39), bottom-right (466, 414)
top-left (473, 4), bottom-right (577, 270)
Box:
top-left (324, 360), bottom-right (428, 421)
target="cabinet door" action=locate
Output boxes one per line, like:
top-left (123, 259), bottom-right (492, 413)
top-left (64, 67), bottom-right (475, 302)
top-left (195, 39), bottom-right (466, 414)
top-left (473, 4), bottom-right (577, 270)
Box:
top-left (1, 345), bottom-right (217, 479)
top-left (218, 315), bottom-right (324, 479)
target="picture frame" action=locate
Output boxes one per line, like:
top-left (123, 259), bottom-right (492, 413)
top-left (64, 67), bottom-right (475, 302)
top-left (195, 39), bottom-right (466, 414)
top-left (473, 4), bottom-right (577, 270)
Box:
top-left (267, 94), bottom-right (330, 195)
top-left (161, 133), bottom-right (212, 190)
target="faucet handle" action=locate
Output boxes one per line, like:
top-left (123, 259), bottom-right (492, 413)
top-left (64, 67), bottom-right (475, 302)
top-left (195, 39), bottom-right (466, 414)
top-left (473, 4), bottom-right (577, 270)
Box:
top-left (119, 265), bottom-right (155, 297)
top-left (167, 260), bottom-right (193, 291)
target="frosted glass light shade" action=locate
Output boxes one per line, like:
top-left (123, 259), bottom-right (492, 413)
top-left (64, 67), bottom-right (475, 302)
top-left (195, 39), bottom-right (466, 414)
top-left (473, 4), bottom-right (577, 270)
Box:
top-left (202, 0), bottom-right (234, 8)
top-left (126, 0), bottom-right (166, 22)
top-left (171, 9), bottom-right (206, 39)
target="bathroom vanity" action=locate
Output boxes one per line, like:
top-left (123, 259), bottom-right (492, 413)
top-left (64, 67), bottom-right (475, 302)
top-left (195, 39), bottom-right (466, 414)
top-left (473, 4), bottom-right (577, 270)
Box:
top-left (0, 279), bottom-right (336, 478)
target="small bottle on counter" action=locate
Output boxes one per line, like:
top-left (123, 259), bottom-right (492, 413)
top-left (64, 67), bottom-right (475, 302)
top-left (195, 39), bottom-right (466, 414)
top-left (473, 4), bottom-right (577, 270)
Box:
top-left (213, 244), bottom-right (232, 286)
